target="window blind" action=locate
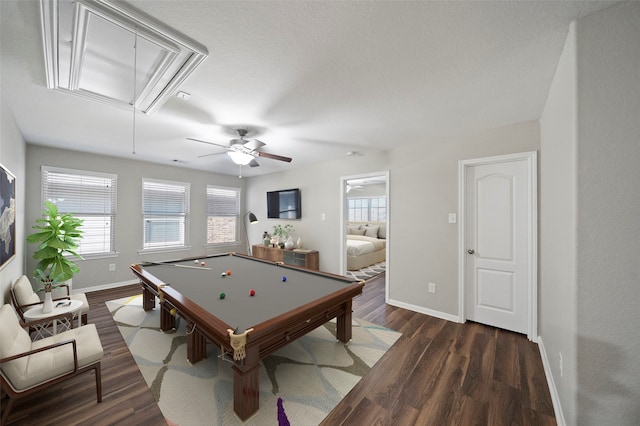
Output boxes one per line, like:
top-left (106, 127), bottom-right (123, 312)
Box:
top-left (142, 178), bottom-right (190, 250)
top-left (206, 186), bottom-right (240, 244)
top-left (41, 166), bottom-right (117, 257)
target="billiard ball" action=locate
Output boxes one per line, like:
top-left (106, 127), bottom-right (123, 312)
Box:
top-left (282, 276), bottom-right (287, 282)
top-left (194, 259), bottom-right (199, 264)
top-left (219, 292), bottom-right (226, 299)
top-left (250, 289), bottom-right (256, 296)
top-left (201, 262), bottom-right (206, 266)
top-left (226, 269), bottom-right (232, 276)
top-left (170, 308), bottom-right (177, 316)
top-left (221, 272), bottom-right (227, 277)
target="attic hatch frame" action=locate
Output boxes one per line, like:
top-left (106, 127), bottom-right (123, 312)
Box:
top-left (40, 0), bottom-right (208, 115)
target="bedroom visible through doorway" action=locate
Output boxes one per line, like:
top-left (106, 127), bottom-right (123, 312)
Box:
top-left (340, 171), bottom-right (389, 295)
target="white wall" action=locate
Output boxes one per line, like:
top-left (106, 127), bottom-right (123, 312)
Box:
top-left (575, 2), bottom-right (640, 424)
top-left (0, 96), bottom-right (26, 304)
top-left (540, 22), bottom-right (578, 426)
top-left (247, 120), bottom-right (539, 319)
top-left (540, 3), bottom-right (640, 425)
top-left (25, 145), bottom-right (246, 291)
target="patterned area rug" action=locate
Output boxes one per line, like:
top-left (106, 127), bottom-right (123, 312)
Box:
top-left (106, 295), bottom-right (400, 425)
top-left (346, 261), bottom-right (386, 281)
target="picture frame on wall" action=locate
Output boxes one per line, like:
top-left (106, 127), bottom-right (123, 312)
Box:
top-left (0, 163), bottom-right (16, 270)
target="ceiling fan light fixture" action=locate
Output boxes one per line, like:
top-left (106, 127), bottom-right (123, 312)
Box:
top-left (227, 151), bottom-right (254, 165)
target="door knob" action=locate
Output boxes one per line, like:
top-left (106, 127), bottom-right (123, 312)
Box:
top-left (467, 249), bottom-right (475, 254)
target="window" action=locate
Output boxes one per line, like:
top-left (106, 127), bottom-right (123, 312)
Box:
top-left (347, 196), bottom-right (387, 222)
top-left (206, 186), bottom-right (240, 245)
top-left (142, 178), bottom-right (190, 250)
top-left (41, 166), bottom-right (117, 258)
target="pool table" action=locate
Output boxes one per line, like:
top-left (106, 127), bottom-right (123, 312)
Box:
top-left (130, 252), bottom-right (364, 420)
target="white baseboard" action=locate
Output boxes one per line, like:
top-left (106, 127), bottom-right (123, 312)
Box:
top-left (386, 298), bottom-right (461, 323)
top-left (71, 279), bottom-right (139, 294)
top-left (537, 336), bottom-right (566, 426)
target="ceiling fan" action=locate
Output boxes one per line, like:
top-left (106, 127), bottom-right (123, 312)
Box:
top-left (187, 128), bottom-right (292, 168)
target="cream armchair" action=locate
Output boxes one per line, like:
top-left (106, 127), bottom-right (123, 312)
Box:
top-left (0, 304), bottom-right (103, 425)
top-left (10, 275), bottom-right (89, 325)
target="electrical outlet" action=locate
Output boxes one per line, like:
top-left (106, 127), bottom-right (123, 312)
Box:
top-left (559, 352), bottom-right (563, 377)
top-left (428, 282), bottom-right (436, 293)
top-left (108, 263), bottom-right (116, 272)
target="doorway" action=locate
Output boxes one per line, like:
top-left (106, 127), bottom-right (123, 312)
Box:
top-left (458, 152), bottom-right (537, 341)
top-left (340, 171), bottom-right (389, 297)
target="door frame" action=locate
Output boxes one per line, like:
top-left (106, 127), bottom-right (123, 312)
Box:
top-left (458, 151), bottom-right (538, 341)
top-left (340, 171), bottom-right (390, 300)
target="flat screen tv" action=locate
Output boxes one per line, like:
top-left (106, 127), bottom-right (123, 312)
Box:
top-left (267, 188), bottom-right (301, 219)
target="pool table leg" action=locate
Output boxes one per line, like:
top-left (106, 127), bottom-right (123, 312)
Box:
top-left (336, 300), bottom-right (353, 343)
top-left (142, 285), bottom-right (155, 311)
top-left (187, 325), bottom-right (207, 363)
top-left (232, 346), bottom-right (260, 421)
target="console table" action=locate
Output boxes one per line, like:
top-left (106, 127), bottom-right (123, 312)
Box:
top-left (252, 245), bottom-right (319, 270)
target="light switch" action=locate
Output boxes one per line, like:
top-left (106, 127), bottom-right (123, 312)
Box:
top-left (448, 213), bottom-right (457, 224)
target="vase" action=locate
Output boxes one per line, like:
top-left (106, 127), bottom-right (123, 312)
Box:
top-left (42, 291), bottom-right (54, 314)
top-left (284, 236), bottom-right (295, 249)
top-left (296, 236), bottom-right (303, 249)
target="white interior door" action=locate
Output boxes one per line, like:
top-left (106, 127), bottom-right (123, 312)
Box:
top-left (461, 152), bottom-right (536, 338)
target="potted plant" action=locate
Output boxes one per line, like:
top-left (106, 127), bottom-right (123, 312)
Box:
top-left (26, 201), bottom-right (84, 312)
top-left (272, 224), bottom-right (294, 249)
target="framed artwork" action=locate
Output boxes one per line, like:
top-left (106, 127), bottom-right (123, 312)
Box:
top-left (0, 163), bottom-right (16, 270)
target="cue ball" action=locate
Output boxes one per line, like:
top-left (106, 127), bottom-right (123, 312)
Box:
top-left (194, 259), bottom-right (199, 264)
top-left (226, 269), bottom-right (232, 276)
top-left (282, 276), bottom-right (287, 282)
top-left (250, 289), bottom-right (255, 296)
top-left (221, 272), bottom-right (226, 277)
top-left (219, 292), bottom-right (226, 299)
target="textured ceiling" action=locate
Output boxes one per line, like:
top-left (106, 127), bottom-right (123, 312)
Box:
top-left (0, 0), bottom-right (615, 177)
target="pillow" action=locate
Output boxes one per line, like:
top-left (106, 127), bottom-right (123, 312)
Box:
top-left (347, 225), bottom-right (361, 234)
top-left (364, 225), bottom-right (379, 238)
top-left (350, 228), bottom-right (366, 236)
top-left (377, 225), bottom-right (387, 239)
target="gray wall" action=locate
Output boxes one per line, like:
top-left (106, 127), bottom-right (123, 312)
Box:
top-left (25, 145), bottom-right (246, 291)
top-left (540, 21), bottom-right (579, 424)
top-left (0, 96), bottom-right (27, 303)
top-left (576, 2), bottom-right (640, 424)
top-left (246, 120), bottom-right (539, 319)
top-left (540, 2), bottom-right (640, 425)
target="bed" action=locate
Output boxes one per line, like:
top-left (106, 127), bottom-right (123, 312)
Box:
top-left (346, 221), bottom-right (386, 270)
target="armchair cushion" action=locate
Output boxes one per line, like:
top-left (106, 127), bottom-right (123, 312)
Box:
top-left (12, 275), bottom-right (41, 306)
top-left (0, 304), bottom-right (103, 392)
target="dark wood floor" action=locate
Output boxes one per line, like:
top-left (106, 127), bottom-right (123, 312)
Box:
top-left (2, 273), bottom-right (555, 425)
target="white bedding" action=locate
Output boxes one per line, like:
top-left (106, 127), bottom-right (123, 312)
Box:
top-left (346, 235), bottom-right (386, 256)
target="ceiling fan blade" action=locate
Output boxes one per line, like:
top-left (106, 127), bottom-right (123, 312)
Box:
top-left (257, 151), bottom-right (292, 163)
top-left (197, 152), bottom-right (226, 158)
top-left (244, 139), bottom-right (266, 151)
top-left (249, 159), bottom-right (260, 168)
top-left (187, 137), bottom-right (229, 149)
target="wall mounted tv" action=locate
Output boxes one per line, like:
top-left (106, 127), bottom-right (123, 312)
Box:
top-left (267, 188), bottom-right (301, 219)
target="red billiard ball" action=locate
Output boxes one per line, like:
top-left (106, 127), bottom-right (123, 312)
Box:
top-left (250, 289), bottom-right (256, 296)
top-left (226, 269), bottom-right (232, 276)
top-left (201, 262), bottom-right (206, 266)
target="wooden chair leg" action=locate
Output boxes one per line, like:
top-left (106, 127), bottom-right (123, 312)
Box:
top-left (1, 397), bottom-right (15, 426)
top-left (95, 363), bottom-right (102, 402)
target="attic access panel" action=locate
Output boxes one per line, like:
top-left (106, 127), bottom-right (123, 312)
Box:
top-left (41, 0), bottom-right (208, 114)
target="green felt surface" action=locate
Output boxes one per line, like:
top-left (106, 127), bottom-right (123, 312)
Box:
top-left (142, 254), bottom-right (355, 332)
